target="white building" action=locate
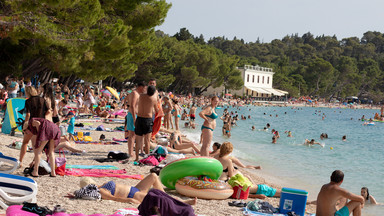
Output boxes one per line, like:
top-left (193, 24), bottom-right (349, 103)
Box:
top-left (203, 65), bottom-right (288, 97)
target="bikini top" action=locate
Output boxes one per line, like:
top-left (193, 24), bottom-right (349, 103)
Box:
top-left (223, 166), bottom-right (238, 173)
top-left (100, 181), bottom-right (116, 195)
top-left (205, 111), bottom-right (218, 119)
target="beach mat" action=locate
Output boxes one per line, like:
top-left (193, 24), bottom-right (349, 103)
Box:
top-left (66, 165), bottom-right (119, 170)
top-left (65, 168), bottom-right (143, 180)
top-left (75, 141), bottom-right (122, 145)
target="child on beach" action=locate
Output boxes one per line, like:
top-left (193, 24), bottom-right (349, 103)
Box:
top-left (62, 111), bottom-right (75, 140)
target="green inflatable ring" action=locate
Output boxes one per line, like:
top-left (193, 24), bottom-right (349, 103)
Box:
top-left (159, 157), bottom-right (223, 189)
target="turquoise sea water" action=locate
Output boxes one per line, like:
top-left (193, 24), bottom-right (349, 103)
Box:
top-left (180, 105), bottom-right (384, 215)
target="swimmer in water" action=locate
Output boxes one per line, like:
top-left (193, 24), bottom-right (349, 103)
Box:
top-left (287, 131), bottom-right (293, 137)
top-left (304, 139), bottom-right (324, 147)
top-left (342, 135), bottom-right (346, 141)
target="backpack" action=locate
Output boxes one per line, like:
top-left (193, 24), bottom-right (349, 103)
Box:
top-left (23, 159), bottom-right (52, 176)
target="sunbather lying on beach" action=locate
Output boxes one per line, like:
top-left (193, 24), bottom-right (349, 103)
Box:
top-left (170, 131), bottom-right (200, 154)
top-left (248, 184), bottom-right (281, 199)
top-left (149, 138), bottom-right (196, 155)
top-left (70, 173), bottom-right (197, 205)
top-left (55, 136), bottom-right (85, 154)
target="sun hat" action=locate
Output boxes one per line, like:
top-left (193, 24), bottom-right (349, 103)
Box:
top-left (80, 177), bottom-right (97, 188)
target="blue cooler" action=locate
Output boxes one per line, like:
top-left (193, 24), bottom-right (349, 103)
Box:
top-left (279, 187), bottom-right (308, 216)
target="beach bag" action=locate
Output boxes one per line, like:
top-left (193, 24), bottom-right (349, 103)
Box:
top-left (228, 173), bottom-right (252, 200)
top-left (231, 185), bottom-right (250, 199)
top-left (23, 159), bottom-right (51, 176)
top-left (55, 150), bottom-right (66, 176)
top-left (139, 155), bottom-right (159, 166)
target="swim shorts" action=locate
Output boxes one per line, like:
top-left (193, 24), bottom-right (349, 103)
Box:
top-left (190, 114), bottom-right (195, 120)
top-left (334, 206), bottom-right (349, 216)
top-left (255, 184), bottom-right (276, 197)
top-left (125, 112), bottom-right (135, 131)
top-left (134, 117), bottom-right (153, 136)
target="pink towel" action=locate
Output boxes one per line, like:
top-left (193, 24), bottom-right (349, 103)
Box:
top-left (65, 168), bottom-right (143, 180)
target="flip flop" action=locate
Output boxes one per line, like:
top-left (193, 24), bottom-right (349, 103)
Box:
top-left (236, 201), bottom-right (247, 207)
top-left (228, 201), bottom-right (241, 206)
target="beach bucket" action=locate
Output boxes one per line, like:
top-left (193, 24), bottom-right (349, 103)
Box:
top-left (231, 185), bottom-right (250, 200)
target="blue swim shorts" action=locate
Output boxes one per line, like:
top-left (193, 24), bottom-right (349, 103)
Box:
top-left (334, 206), bottom-right (349, 216)
top-left (125, 112), bottom-right (135, 131)
top-left (256, 184), bottom-right (276, 197)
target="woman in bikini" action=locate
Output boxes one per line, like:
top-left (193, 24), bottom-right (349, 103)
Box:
top-left (76, 173), bottom-right (197, 205)
top-left (172, 99), bottom-right (181, 131)
top-left (199, 96), bottom-right (219, 156)
top-left (162, 97), bottom-right (173, 130)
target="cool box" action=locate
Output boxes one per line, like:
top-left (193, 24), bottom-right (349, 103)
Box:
top-left (279, 187), bottom-right (308, 216)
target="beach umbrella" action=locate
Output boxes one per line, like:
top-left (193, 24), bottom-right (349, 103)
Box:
top-left (106, 86), bottom-right (120, 100)
top-left (225, 93), bottom-right (232, 96)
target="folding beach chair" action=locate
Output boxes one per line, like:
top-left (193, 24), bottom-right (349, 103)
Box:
top-left (0, 173), bottom-right (38, 209)
top-left (0, 152), bottom-right (19, 174)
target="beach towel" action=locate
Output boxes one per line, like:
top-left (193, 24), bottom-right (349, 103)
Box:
top-left (138, 189), bottom-right (194, 216)
top-left (66, 165), bottom-right (119, 170)
top-left (65, 168), bottom-right (143, 180)
top-left (228, 173), bottom-right (253, 191)
top-left (75, 141), bottom-right (121, 145)
top-left (113, 138), bottom-right (128, 142)
top-left (114, 208), bottom-right (139, 216)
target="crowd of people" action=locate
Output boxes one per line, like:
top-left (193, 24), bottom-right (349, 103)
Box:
top-left (0, 75), bottom-right (379, 215)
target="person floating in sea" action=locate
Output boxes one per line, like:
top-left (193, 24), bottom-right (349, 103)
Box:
top-left (316, 170), bottom-right (364, 216)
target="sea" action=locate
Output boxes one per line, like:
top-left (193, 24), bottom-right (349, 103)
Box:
top-left (180, 105), bottom-right (384, 215)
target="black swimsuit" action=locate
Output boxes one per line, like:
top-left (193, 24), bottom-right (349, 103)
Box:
top-left (223, 166), bottom-right (238, 173)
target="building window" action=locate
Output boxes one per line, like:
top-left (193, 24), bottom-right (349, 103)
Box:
top-left (257, 76), bottom-right (259, 83)
top-left (262, 76), bottom-right (264, 84)
top-left (247, 74), bottom-right (249, 82)
top-left (252, 75), bottom-right (255, 83)
top-left (267, 77), bottom-right (270, 84)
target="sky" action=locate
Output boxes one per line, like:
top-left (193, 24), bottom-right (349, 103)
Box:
top-left (157, 0), bottom-right (384, 43)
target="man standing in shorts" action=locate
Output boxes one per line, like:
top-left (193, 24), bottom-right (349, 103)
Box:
top-left (135, 85), bottom-right (159, 161)
top-left (125, 82), bottom-right (145, 157)
top-left (316, 170), bottom-right (364, 216)
top-left (148, 79), bottom-right (164, 140)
